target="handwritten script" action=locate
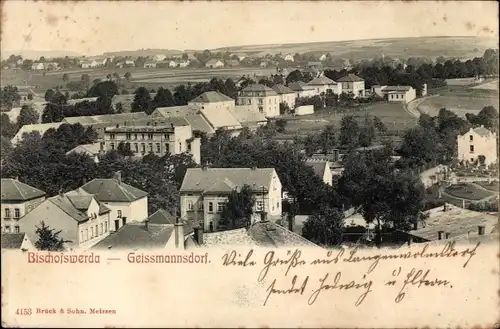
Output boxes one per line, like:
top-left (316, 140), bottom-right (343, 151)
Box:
top-left (220, 241), bottom-right (481, 307)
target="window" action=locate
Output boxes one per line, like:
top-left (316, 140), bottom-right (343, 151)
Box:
top-left (104, 221), bottom-right (108, 232)
top-left (179, 142), bottom-right (182, 151)
top-left (141, 143), bottom-right (146, 153)
top-left (188, 200), bottom-right (194, 211)
top-left (164, 133), bottom-right (170, 140)
top-left (81, 231), bottom-right (84, 242)
top-left (134, 133), bottom-right (138, 140)
top-left (4, 208), bottom-right (10, 218)
top-left (95, 225), bottom-right (98, 236)
top-left (141, 133), bottom-right (145, 139)
top-left (117, 210), bottom-right (122, 218)
top-left (198, 202), bottom-right (204, 211)
top-left (156, 143), bottom-right (161, 153)
top-left (148, 133), bottom-right (154, 140)
top-left (14, 226), bottom-right (20, 233)
top-left (100, 223), bottom-right (103, 235)
top-left (470, 145), bottom-right (474, 153)
top-left (217, 202), bottom-right (225, 213)
top-left (110, 143), bottom-right (115, 151)
top-left (470, 135), bottom-right (473, 141)
top-left (110, 133), bottom-right (115, 140)
top-left (134, 143), bottom-right (138, 152)
top-left (126, 133), bottom-right (131, 140)
top-left (256, 201), bottom-right (263, 212)
top-left (208, 202), bottom-right (214, 213)
top-left (90, 227), bottom-right (94, 238)
top-left (187, 142), bottom-right (192, 152)
top-left (14, 208), bottom-right (20, 218)
top-left (149, 143), bottom-right (153, 152)
top-left (277, 202), bottom-right (280, 209)
top-left (5, 225), bottom-right (10, 233)
top-left (165, 143), bottom-right (170, 153)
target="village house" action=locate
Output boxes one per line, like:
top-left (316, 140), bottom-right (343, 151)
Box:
top-left (205, 59), bottom-right (225, 69)
top-left (307, 76), bottom-right (342, 95)
top-left (124, 60), bottom-right (136, 67)
top-left (18, 189), bottom-right (112, 250)
top-left (188, 91), bottom-right (235, 113)
top-left (237, 84), bottom-right (280, 118)
top-left (225, 59), bottom-right (240, 68)
top-left (372, 85), bottom-right (416, 103)
top-left (272, 84), bottom-right (296, 110)
top-left (228, 106), bottom-right (268, 131)
top-left (153, 54), bottom-right (167, 62)
top-left (305, 160), bottom-right (333, 185)
top-left (1, 233), bottom-right (35, 250)
top-left (66, 143), bottom-right (102, 163)
top-left (284, 54), bottom-right (295, 62)
top-left (102, 118), bottom-right (201, 164)
top-left (79, 172), bottom-right (148, 231)
top-left (457, 126), bottom-right (498, 166)
top-left (260, 61), bottom-right (268, 68)
top-left (337, 73), bottom-right (365, 98)
top-left (143, 60), bottom-right (157, 68)
top-left (150, 106), bottom-right (216, 136)
top-left (1, 178), bottom-right (46, 234)
top-left (169, 60), bottom-right (190, 68)
top-left (319, 54), bottom-right (328, 61)
top-left (288, 81), bottom-right (316, 98)
top-left (30, 62), bottom-right (45, 70)
top-left (179, 167), bottom-right (283, 232)
top-left (81, 60), bottom-right (99, 69)
top-left (11, 122), bottom-right (62, 146)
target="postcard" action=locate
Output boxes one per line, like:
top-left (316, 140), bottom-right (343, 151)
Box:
top-left (1, 1), bottom-right (499, 328)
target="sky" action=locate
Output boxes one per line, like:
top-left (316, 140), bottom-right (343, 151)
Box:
top-left (1, 1), bottom-right (498, 56)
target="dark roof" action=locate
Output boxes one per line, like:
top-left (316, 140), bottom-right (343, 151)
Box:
top-left (247, 221), bottom-right (320, 247)
top-left (147, 209), bottom-right (176, 225)
top-left (288, 81), bottom-right (307, 91)
top-left (1, 233), bottom-right (28, 249)
top-left (307, 161), bottom-right (328, 178)
top-left (307, 76), bottom-right (336, 86)
top-left (91, 222), bottom-right (175, 250)
top-left (48, 195), bottom-right (89, 223)
top-left (241, 84), bottom-right (278, 96)
top-left (80, 179), bottom-right (148, 202)
top-left (1, 179), bottom-right (46, 202)
top-left (180, 168), bottom-right (275, 193)
top-left (272, 84), bottom-right (295, 94)
top-left (190, 91), bottom-right (234, 103)
top-left (473, 126), bottom-right (493, 137)
top-left (337, 73), bottom-right (364, 82)
top-left (382, 85), bottom-right (412, 92)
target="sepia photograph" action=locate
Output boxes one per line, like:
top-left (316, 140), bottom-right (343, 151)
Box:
top-left (1, 1), bottom-right (499, 327)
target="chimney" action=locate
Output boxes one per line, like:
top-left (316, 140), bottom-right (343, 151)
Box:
top-left (478, 225), bottom-right (485, 236)
top-left (413, 221), bottom-right (418, 230)
top-left (144, 219), bottom-right (149, 230)
top-left (114, 171), bottom-right (122, 184)
top-left (445, 232), bottom-right (451, 239)
top-left (193, 225), bottom-right (204, 246)
top-left (438, 230), bottom-right (444, 240)
top-left (443, 203), bottom-right (447, 212)
top-left (174, 217), bottom-right (184, 249)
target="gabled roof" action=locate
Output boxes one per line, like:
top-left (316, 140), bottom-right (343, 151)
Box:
top-left (307, 76), bottom-right (336, 86)
top-left (337, 73), bottom-right (364, 82)
top-left (200, 107), bottom-right (242, 130)
top-left (272, 84), bottom-right (295, 94)
top-left (248, 221), bottom-right (320, 247)
top-left (205, 59), bottom-right (223, 65)
top-left (66, 143), bottom-right (101, 157)
top-left (91, 222), bottom-right (175, 250)
top-left (473, 126), bottom-right (493, 137)
top-left (288, 81), bottom-right (307, 91)
top-left (184, 114), bottom-right (216, 135)
top-left (203, 178), bottom-right (238, 194)
top-left (152, 105), bottom-right (200, 118)
top-left (203, 228), bottom-right (258, 247)
top-left (12, 122), bottom-right (62, 144)
top-left (180, 168), bottom-right (276, 193)
top-left (1, 179), bottom-right (46, 201)
top-left (1, 233), bottom-right (29, 249)
top-left (147, 209), bottom-right (194, 235)
top-left (189, 91), bottom-right (234, 103)
top-left (381, 85), bottom-right (412, 92)
top-left (229, 106), bottom-right (267, 125)
top-left (241, 84), bottom-right (278, 96)
top-left (80, 178), bottom-right (148, 202)
top-left (48, 195), bottom-right (90, 223)
top-left (306, 161), bottom-right (329, 178)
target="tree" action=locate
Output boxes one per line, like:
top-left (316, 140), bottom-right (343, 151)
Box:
top-left (44, 89), bottom-right (55, 102)
top-left (1, 135), bottom-right (13, 164)
top-left (339, 115), bottom-right (360, 148)
top-left (113, 72), bottom-right (121, 81)
top-left (62, 73), bottom-right (69, 83)
top-left (152, 87), bottom-right (174, 109)
top-left (275, 119), bottom-right (287, 133)
top-left (34, 221), bottom-right (67, 251)
top-left (27, 93), bottom-right (33, 101)
top-left (302, 206), bottom-right (344, 246)
top-left (124, 72), bottom-right (132, 81)
top-left (0, 85), bottom-right (21, 110)
top-left (115, 102), bottom-right (124, 113)
top-left (373, 116), bottom-right (386, 134)
top-left (358, 117), bottom-right (376, 147)
top-left (219, 185), bottom-right (256, 229)
top-left (0, 113), bottom-right (18, 139)
top-left (117, 142), bottom-right (134, 156)
top-left (131, 87), bottom-right (152, 114)
top-left (18, 105), bottom-right (39, 126)
top-left (317, 125), bottom-right (336, 154)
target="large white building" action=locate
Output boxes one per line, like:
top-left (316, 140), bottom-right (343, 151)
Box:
top-left (337, 73), bottom-right (365, 98)
top-left (372, 85), bottom-right (417, 103)
top-left (457, 126), bottom-right (498, 166)
top-left (272, 84), bottom-right (296, 110)
top-left (237, 84), bottom-right (280, 118)
top-left (179, 168), bottom-right (283, 232)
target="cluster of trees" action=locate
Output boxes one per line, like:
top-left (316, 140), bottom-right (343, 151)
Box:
top-left (1, 123), bottom-right (197, 215)
top-left (0, 85), bottom-right (21, 110)
top-left (398, 106), bottom-right (499, 169)
top-left (0, 105), bottom-right (40, 142)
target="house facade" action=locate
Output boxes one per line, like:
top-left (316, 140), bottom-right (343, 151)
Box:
top-left (80, 173), bottom-right (149, 231)
top-left (1, 179), bottom-right (46, 234)
top-left (102, 121), bottom-right (201, 164)
top-left (284, 54), bottom-right (295, 62)
top-left (272, 84), bottom-right (296, 110)
top-left (179, 168), bottom-right (283, 232)
top-left (307, 76), bottom-right (342, 95)
top-left (237, 84), bottom-right (280, 118)
top-left (306, 161), bottom-right (333, 186)
top-left (18, 190), bottom-right (112, 250)
top-left (81, 60), bottom-right (98, 69)
top-left (205, 59), bottom-right (224, 68)
top-left (31, 63), bottom-right (45, 70)
top-left (457, 126), bottom-right (498, 165)
top-left (337, 74), bottom-right (365, 98)
top-left (144, 61), bottom-right (157, 68)
top-left (374, 86), bottom-right (416, 103)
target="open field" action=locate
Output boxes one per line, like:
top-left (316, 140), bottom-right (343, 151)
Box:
top-left (444, 183), bottom-right (494, 200)
top-left (471, 79), bottom-right (499, 91)
top-left (418, 83), bottom-right (499, 117)
top-left (0, 66), bottom-right (278, 94)
top-left (216, 36), bottom-right (498, 60)
top-left (276, 102), bottom-right (417, 138)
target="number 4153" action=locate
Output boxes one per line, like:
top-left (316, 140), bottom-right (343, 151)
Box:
top-left (16, 308), bottom-right (32, 315)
